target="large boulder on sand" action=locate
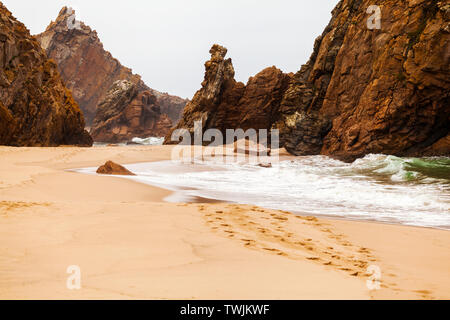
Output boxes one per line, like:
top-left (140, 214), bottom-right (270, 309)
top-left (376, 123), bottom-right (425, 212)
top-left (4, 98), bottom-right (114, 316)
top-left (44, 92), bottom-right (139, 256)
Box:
top-left (96, 161), bottom-right (135, 176)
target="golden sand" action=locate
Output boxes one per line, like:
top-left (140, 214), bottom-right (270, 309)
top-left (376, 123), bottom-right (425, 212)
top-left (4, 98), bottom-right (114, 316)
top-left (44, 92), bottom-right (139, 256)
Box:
top-left (0, 146), bottom-right (448, 299)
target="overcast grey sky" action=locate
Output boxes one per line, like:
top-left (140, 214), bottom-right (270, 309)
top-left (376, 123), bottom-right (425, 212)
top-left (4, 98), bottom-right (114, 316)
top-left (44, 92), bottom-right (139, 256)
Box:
top-left (3, 0), bottom-right (337, 99)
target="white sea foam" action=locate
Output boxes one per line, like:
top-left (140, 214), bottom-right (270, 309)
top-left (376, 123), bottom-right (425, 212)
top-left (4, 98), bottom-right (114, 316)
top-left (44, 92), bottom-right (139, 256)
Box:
top-left (93, 136), bottom-right (164, 147)
top-left (131, 137), bottom-right (164, 145)
top-left (77, 154), bottom-right (450, 229)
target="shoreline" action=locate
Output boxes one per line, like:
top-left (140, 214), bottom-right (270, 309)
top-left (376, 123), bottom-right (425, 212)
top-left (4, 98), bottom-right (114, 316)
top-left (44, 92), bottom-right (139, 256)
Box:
top-left (0, 146), bottom-right (449, 299)
top-left (82, 168), bottom-right (450, 232)
top-left (75, 156), bottom-right (450, 231)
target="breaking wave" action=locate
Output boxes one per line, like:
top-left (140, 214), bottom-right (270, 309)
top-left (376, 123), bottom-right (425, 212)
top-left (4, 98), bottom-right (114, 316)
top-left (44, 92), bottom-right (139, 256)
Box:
top-left (78, 154), bottom-right (450, 229)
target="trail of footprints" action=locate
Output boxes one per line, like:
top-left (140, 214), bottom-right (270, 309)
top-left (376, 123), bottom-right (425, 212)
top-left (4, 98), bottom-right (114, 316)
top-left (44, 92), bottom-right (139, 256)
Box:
top-left (198, 204), bottom-right (388, 284)
top-left (0, 201), bottom-right (51, 214)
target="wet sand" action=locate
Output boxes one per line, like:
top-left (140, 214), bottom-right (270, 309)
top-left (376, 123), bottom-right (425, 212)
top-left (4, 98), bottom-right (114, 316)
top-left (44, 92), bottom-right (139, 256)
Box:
top-left (0, 146), bottom-right (448, 299)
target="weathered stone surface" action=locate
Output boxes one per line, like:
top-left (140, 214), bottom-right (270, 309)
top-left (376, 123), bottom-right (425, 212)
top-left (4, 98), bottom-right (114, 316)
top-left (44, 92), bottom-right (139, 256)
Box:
top-left (90, 80), bottom-right (173, 143)
top-left (153, 91), bottom-right (189, 124)
top-left (164, 44), bottom-right (292, 144)
top-left (96, 160), bottom-right (135, 176)
top-left (170, 1), bottom-right (449, 160)
top-left (0, 2), bottom-right (92, 146)
top-left (276, 0), bottom-right (449, 161)
top-left (423, 134), bottom-right (450, 156)
top-left (36, 7), bottom-right (187, 129)
top-left (0, 101), bottom-right (14, 143)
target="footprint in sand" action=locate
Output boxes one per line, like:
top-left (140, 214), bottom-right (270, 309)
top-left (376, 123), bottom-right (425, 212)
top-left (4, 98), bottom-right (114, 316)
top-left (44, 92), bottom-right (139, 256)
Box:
top-left (415, 289), bottom-right (432, 296)
top-left (307, 257), bottom-right (320, 261)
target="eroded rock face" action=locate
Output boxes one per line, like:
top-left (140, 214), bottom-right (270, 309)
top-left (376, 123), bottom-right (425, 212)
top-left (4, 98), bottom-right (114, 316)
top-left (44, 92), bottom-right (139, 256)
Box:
top-left (90, 80), bottom-right (173, 143)
top-left (36, 7), bottom-right (187, 128)
top-left (276, 0), bottom-right (450, 161)
top-left (171, 1), bottom-right (449, 161)
top-left (164, 44), bottom-right (292, 144)
top-left (152, 91), bottom-right (189, 124)
top-left (0, 3), bottom-right (92, 146)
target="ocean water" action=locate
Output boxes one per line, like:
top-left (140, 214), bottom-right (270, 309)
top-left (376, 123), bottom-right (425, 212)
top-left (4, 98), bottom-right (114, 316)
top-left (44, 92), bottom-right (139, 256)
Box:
top-left (93, 136), bottom-right (164, 147)
top-left (78, 154), bottom-right (450, 229)
top-left (130, 137), bottom-right (164, 145)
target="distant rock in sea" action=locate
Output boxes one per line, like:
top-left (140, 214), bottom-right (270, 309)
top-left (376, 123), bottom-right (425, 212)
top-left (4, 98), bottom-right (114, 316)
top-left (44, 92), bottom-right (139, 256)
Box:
top-left (153, 91), bottom-right (189, 125)
top-left (96, 160), bottom-right (136, 176)
top-left (90, 80), bottom-right (172, 143)
top-left (0, 2), bottom-right (92, 147)
top-left (36, 6), bottom-right (187, 135)
top-left (166, 1), bottom-right (449, 161)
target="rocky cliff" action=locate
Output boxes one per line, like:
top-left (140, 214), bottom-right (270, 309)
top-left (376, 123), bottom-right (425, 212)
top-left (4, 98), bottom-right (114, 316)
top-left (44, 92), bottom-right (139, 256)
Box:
top-left (36, 7), bottom-right (187, 129)
top-left (0, 2), bottom-right (92, 146)
top-left (90, 80), bottom-right (172, 143)
top-left (152, 90), bottom-right (189, 124)
top-left (164, 44), bottom-right (292, 144)
top-left (276, 0), bottom-right (450, 161)
top-left (167, 0), bottom-right (449, 161)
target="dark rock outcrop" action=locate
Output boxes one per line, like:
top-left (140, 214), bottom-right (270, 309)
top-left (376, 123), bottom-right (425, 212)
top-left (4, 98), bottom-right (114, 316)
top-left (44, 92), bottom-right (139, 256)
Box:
top-left (90, 80), bottom-right (173, 143)
top-left (0, 2), bottom-right (92, 147)
top-left (96, 161), bottom-right (135, 176)
top-left (169, 1), bottom-right (449, 161)
top-left (276, 0), bottom-right (449, 161)
top-left (165, 44), bottom-right (292, 144)
top-left (36, 7), bottom-right (187, 130)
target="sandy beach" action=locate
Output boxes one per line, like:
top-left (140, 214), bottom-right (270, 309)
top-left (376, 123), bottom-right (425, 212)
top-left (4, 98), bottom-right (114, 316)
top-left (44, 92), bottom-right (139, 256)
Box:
top-left (0, 146), bottom-right (449, 300)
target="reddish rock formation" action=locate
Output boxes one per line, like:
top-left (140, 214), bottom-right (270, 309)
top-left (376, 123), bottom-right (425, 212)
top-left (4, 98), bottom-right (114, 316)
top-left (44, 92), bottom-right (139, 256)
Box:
top-left (0, 2), bottom-right (91, 146)
top-left (276, 0), bottom-right (449, 161)
top-left (36, 7), bottom-right (187, 128)
top-left (96, 161), bottom-right (135, 176)
top-left (90, 80), bottom-right (173, 143)
top-left (164, 44), bottom-right (292, 144)
top-left (152, 91), bottom-right (189, 124)
top-left (169, 1), bottom-right (449, 161)
top-left (423, 134), bottom-right (450, 157)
